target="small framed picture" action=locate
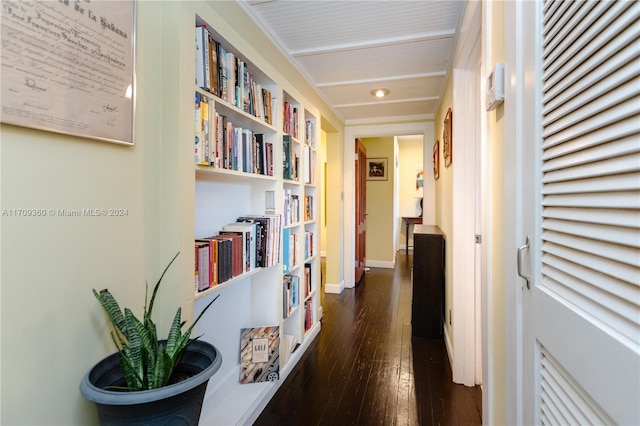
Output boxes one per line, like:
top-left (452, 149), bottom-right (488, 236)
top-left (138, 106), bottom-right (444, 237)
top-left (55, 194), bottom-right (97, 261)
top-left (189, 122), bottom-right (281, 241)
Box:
top-left (443, 108), bottom-right (453, 167)
top-left (366, 157), bottom-right (388, 181)
top-left (433, 140), bottom-right (440, 180)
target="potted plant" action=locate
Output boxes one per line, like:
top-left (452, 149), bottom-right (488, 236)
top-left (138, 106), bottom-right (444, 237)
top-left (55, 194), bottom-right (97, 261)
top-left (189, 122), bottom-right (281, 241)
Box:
top-left (80, 252), bottom-right (221, 425)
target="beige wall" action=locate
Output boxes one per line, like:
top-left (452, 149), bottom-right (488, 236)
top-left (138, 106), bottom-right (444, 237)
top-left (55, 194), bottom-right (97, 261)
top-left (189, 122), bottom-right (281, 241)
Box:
top-left (487, 1), bottom-right (507, 423)
top-left (0, 2), bottom-right (344, 424)
top-left (397, 136), bottom-right (424, 250)
top-left (434, 73), bottom-right (454, 340)
top-left (361, 137), bottom-right (395, 265)
top-left (1, 4), bottom-right (168, 424)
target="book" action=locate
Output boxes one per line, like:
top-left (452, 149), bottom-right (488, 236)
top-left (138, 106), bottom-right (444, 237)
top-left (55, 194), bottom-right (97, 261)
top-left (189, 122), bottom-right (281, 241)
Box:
top-left (221, 222), bottom-right (257, 272)
top-left (304, 263), bottom-right (312, 298)
top-left (304, 299), bottom-right (313, 332)
top-left (195, 241), bottom-right (210, 292)
top-left (208, 235), bottom-right (233, 284)
top-left (303, 145), bottom-right (311, 183)
top-left (283, 274), bottom-right (300, 319)
top-left (195, 26), bottom-right (207, 88)
top-left (282, 135), bottom-right (292, 180)
top-left (196, 238), bottom-right (222, 289)
top-left (218, 45), bottom-right (228, 100)
top-left (237, 214), bottom-right (281, 267)
top-left (208, 33), bottom-right (218, 96)
top-left (239, 326), bottom-right (280, 384)
top-left (194, 93), bottom-right (203, 164)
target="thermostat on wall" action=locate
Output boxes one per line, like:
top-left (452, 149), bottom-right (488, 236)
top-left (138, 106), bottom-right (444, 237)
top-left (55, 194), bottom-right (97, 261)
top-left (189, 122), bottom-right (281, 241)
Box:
top-left (486, 63), bottom-right (505, 111)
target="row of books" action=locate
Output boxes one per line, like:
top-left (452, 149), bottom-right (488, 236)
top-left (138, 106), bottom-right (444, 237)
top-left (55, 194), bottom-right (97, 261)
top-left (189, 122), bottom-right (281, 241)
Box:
top-left (195, 214), bottom-right (282, 292)
top-left (304, 231), bottom-right (315, 260)
top-left (195, 93), bottom-right (274, 175)
top-left (283, 189), bottom-right (300, 226)
top-left (304, 299), bottom-right (314, 332)
top-left (304, 195), bottom-right (314, 221)
top-left (283, 101), bottom-right (298, 138)
top-left (282, 228), bottom-right (298, 273)
top-left (283, 274), bottom-right (300, 319)
top-left (196, 25), bottom-right (274, 125)
top-left (282, 135), bottom-right (299, 181)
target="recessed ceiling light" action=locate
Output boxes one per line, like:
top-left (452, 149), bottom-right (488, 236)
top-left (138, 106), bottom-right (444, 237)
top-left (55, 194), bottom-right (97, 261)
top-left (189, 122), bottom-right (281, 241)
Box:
top-left (371, 88), bottom-right (390, 98)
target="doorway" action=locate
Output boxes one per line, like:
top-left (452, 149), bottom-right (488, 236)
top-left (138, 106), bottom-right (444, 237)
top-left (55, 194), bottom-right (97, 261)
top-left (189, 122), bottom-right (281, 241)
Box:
top-left (355, 138), bottom-right (367, 284)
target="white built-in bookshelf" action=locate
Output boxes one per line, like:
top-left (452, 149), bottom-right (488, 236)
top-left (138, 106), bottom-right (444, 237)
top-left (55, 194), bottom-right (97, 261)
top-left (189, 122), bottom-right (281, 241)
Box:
top-left (190, 11), bottom-right (321, 425)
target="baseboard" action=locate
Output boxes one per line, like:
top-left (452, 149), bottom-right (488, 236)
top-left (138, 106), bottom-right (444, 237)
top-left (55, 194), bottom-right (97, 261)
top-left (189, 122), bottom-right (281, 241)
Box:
top-left (320, 251), bottom-right (327, 258)
top-left (325, 280), bottom-right (344, 294)
top-left (444, 326), bottom-right (455, 380)
top-left (398, 244), bottom-right (414, 252)
top-left (365, 259), bottom-right (395, 269)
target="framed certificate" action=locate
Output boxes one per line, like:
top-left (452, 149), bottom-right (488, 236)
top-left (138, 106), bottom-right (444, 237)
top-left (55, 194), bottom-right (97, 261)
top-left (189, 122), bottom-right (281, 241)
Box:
top-left (1, 0), bottom-right (137, 145)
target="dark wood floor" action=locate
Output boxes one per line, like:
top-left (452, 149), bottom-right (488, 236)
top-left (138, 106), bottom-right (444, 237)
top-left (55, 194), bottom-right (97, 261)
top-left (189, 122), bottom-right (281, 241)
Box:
top-left (254, 253), bottom-right (482, 426)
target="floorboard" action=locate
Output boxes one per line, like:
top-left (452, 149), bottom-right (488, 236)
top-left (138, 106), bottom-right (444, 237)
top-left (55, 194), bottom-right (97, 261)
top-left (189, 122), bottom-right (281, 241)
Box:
top-left (253, 252), bottom-right (482, 426)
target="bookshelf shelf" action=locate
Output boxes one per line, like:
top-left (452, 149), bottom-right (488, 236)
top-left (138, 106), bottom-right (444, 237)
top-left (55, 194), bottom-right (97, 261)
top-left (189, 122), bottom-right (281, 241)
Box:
top-left (194, 265), bottom-right (273, 301)
top-left (195, 165), bottom-right (278, 183)
top-left (189, 7), bottom-right (322, 424)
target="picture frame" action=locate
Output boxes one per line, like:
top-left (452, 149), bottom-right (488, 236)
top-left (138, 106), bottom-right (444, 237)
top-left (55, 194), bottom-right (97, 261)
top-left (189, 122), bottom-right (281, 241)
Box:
top-left (433, 140), bottom-right (440, 180)
top-left (0, 0), bottom-right (137, 145)
top-left (366, 157), bottom-right (388, 181)
top-left (443, 108), bottom-right (453, 167)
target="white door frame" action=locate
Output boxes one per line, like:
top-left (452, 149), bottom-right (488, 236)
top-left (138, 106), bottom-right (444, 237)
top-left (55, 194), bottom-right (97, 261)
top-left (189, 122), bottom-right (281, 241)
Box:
top-left (449, 0), bottom-right (482, 388)
top-left (343, 122), bottom-right (433, 289)
top-left (503, 0), bottom-right (534, 424)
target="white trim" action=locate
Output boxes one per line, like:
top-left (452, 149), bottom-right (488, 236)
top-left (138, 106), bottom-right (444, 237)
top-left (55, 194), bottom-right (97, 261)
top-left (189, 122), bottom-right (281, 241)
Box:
top-left (316, 72), bottom-right (445, 87)
top-left (451, 67), bottom-right (481, 387)
top-left (335, 96), bottom-right (438, 109)
top-left (444, 324), bottom-right (454, 373)
top-left (344, 122), bottom-right (434, 289)
top-left (481, 1), bottom-right (493, 424)
top-left (320, 251), bottom-right (327, 258)
top-left (344, 114), bottom-right (434, 126)
top-left (324, 280), bottom-right (344, 294)
top-left (450, 0), bottom-right (482, 389)
top-left (365, 260), bottom-right (395, 269)
top-left (290, 30), bottom-right (455, 56)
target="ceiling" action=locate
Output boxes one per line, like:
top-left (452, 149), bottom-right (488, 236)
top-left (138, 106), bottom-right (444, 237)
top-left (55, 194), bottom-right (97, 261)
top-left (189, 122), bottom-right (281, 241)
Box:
top-left (239, 0), bottom-right (466, 125)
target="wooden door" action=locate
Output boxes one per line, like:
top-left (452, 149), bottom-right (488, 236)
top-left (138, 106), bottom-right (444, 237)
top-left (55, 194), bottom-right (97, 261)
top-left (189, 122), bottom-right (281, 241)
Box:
top-left (355, 138), bottom-right (367, 284)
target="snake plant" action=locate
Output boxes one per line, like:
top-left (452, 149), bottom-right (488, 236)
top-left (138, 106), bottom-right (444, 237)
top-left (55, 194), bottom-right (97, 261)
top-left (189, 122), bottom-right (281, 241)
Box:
top-left (92, 252), bottom-right (218, 391)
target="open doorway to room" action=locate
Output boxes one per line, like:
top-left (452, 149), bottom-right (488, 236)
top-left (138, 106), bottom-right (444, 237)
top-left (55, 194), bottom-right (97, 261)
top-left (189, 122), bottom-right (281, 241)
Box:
top-left (356, 135), bottom-right (425, 271)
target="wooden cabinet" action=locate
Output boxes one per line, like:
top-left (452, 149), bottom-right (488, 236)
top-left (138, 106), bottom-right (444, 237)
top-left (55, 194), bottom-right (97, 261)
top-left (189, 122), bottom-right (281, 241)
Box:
top-left (412, 225), bottom-right (445, 338)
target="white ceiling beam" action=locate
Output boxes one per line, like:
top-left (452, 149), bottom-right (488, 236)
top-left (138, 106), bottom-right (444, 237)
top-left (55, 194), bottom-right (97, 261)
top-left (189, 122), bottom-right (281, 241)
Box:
top-left (334, 97), bottom-right (439, 108)
top-left (316, 72), bottom-right (446, 88)
top-left (290, 30), bottom-right (455, 56)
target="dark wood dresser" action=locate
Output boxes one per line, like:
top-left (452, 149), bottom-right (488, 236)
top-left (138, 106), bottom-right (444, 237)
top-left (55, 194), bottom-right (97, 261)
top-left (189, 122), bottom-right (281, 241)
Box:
top-left (412, 225), bottom-right (445, 338)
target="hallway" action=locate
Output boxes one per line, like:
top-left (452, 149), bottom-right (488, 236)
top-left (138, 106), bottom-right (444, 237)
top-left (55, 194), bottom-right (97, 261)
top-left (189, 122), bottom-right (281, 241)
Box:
top-left (254, 252), bottom-right (481, 425)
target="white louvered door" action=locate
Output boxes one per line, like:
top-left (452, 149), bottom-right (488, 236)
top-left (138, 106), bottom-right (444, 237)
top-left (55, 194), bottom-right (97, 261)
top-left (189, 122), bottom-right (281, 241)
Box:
top-left (524, 0), bottom-right (640, 424)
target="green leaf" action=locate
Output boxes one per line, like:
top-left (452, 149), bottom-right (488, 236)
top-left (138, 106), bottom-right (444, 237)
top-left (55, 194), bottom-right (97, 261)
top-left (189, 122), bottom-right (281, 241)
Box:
top-left (93, 289), bottom-right (128, 340)
top-left (91, 252), bottom-right (219, 391)
top-left (147, 252), bottom-right (180, 318)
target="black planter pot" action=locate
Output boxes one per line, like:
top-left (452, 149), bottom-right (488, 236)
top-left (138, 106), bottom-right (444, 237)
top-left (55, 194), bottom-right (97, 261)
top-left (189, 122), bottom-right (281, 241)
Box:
top-left (80, 340), bottom-right (222, 426)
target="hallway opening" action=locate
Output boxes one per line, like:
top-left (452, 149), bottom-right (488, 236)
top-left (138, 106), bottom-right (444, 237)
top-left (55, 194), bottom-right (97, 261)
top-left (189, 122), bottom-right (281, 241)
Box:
top-left (255, 252), bottom-right (481, 425)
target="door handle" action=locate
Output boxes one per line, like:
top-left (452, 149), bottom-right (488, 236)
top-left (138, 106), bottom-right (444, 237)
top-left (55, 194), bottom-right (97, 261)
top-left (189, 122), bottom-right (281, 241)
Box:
top-left (517, 236), bottom-right (531, 289)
